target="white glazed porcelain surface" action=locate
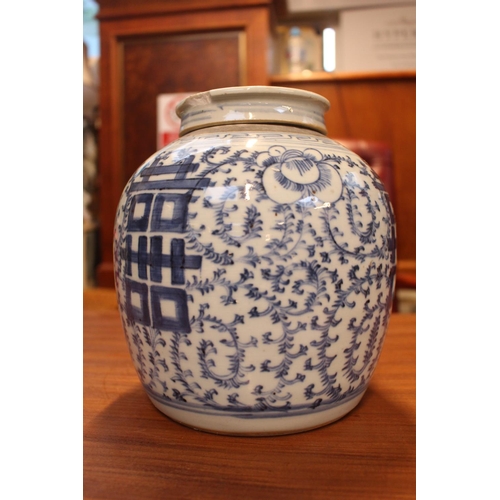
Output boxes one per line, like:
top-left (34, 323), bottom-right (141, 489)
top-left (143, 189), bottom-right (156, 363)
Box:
top-left (113, 87), bottom-right (396, 435)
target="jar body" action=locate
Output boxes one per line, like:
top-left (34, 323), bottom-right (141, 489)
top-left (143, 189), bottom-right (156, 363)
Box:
top-left (114, 112), bottom-right (396, 435)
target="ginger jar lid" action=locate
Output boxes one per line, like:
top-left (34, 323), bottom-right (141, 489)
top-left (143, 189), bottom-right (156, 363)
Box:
top-left (176, 86), bottom-right (330, 136)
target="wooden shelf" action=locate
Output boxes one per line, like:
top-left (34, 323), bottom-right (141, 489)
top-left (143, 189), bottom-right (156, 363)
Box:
top-left (270, 69), bottom-right (416, 83)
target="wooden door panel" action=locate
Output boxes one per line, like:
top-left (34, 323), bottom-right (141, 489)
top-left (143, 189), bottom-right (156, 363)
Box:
top-left (122, 31), bottom-right (243, 181)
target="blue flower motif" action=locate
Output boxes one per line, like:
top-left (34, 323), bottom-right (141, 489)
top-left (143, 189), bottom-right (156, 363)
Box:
top-left (260, 147), bottom-right (343, 204)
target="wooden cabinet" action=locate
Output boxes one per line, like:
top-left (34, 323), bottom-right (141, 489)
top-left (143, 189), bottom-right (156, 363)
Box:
top-left (96, 0), bottom-right (272, 286)
top-left (95, 0), bottom-right (415, 286)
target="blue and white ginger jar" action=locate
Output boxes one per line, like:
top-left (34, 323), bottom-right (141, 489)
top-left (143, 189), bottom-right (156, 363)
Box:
top-left (113, 86), bottom-right (396, 435)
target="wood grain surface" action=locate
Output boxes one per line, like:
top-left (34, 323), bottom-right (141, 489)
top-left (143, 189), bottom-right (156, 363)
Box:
top-left (84, 289), bottom-right (416, 499)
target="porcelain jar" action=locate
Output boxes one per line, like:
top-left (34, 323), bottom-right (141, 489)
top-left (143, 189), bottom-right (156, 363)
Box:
top-left (113, 86), bottom-right (396, 435)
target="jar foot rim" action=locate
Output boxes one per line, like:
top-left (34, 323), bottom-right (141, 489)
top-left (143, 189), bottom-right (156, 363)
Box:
top-left (147, 391), bottom-right (366, 436)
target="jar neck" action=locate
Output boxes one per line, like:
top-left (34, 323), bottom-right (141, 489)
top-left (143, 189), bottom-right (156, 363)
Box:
top-left (181, 123), bottom-right (326, 138)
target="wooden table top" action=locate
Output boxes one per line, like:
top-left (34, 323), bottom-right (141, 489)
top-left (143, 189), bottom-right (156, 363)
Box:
top-left (84, 288), bottom-right (416, 499)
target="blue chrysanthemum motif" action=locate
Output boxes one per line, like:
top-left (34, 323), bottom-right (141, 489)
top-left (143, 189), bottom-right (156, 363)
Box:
top-left (260, 146), bottom-right (343, 204)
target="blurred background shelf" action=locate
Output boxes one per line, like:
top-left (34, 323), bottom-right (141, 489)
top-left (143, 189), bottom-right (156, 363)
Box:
top-left (270, 69), bottom-right (416, 83)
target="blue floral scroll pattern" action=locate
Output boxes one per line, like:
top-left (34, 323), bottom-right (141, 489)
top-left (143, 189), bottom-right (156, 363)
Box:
top-left (114, 132), bottom-right (396, 419)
